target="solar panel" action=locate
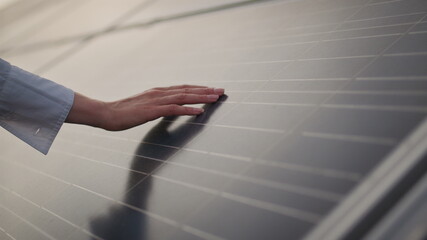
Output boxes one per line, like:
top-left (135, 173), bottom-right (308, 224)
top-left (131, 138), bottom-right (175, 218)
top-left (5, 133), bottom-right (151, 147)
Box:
top-left (1, 0), bottom-right (427, 239)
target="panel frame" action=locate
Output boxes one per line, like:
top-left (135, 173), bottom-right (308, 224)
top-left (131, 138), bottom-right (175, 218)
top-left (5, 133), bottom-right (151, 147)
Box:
top-left (304, 117), bottom-right (427, 240)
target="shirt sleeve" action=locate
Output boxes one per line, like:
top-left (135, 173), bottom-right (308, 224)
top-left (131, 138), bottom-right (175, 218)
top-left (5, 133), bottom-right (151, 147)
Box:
top-left (0, 58), bottom-right (74, 155)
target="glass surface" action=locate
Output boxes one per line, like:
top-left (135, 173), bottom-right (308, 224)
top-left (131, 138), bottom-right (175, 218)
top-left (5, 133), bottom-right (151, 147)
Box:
top-left (1, 0), bottom-right (427, 239)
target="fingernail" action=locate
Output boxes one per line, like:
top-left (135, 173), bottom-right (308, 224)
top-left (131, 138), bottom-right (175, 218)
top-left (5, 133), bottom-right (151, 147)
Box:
top-left (208, 94), bottom-right (219, 100)
top-left (214, 88), bottom-right (225, 95)
top-left (194, 108), bottom-right (204, 114)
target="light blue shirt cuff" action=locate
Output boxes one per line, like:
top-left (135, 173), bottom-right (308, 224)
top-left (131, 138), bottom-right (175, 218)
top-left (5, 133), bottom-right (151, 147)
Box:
top-left (0, 59), bottom-right (74, 154)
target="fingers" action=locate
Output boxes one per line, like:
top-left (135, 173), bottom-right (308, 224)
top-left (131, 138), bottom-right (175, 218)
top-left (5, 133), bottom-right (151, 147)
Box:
top-left (146, 87), bottom-right (224, 98)
top-left (148, 105), bottom-right (204, 120)
top-left (152, 85), bottom-right (209, 91)
top-left (155, 93), bottom-right (220, 105)
top-left (167, 87), bottom-right (225, 95)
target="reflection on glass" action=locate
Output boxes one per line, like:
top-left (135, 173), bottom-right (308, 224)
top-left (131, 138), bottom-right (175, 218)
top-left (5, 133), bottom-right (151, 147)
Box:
top-left (89, 95), bottom-right (227, 240)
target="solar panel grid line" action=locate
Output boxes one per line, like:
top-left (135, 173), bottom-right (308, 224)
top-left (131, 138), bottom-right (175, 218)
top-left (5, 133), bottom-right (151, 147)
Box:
top-left (180, 225), bottom-right (226, 240)
top-left (184, 149), bottom-right (252, 162)
top-left (356, 76), bottom-right (427, 80)
top-left (201, 79), bottom-right (271, 83)
top-left (0, 158), bottom-right (184, 240)
top-left (150, 174), bottom-right (320, 223)
top-left (367, 0), bottom-right (404, 6)
top-left (199, 5), bottom-right (371, 145)
top-left (0, 206), bottom-right (21, 240)
top-left (2, 149), bottom-right (328, 239)
top-left (107, 198), bottom-right (180, 228)
top-left (261, 4), bottom-right (361, 25)
top-left (324, 27), bottom-right (409, 41)
top-left (69, 133), bottom-right (182, 151)
top-left (236, 101), bottom-right (314, 108)
top-left (281, 6), bottom-right (425, 134)
top-left (171, 1), bottom-right (307, 40)
top-left (55, 65), bottom-right (426, 232)
top-left (58, 127), bottom-right (377, 182)
top-left (301, 131), bottom-right (397, 146)
top-left (0, 185), bottom-right (102, 240)
top-left (385, 51), bottom-right (427, 56)
top-left (67, 134), bottom-right (346, 207)
top-left (0, 197), bottom-right (56, 240)
top-left (321, 33), bottom-right (403, 42)
top-left (271, 78), bottom-right (351, 81)
top-left (321, 15), bottom-right (419, 33)
top-left (82, 136), bottom-right (254, 163)
top-left (212, 123), bottom-right (287, 133)
top-left (64, 129), bottom-right (338, 201)
top-left (233, 31), bottom-right (329, 46)
top-left (71, 184), bottom-right (179, 226)
top-left (322, 103), bottom-right (427, 113)
top-left (233, 22), bottom-right (408, 45)
top-left (1, 184), bottom-right (102, 240)
top-left (166, 169), bottom-right (316, 239)
top-left (86, 196), bottom-right (220, 240)
top-left (352, 37), bottom-right (427, 80)
top-left (334, 90), bottom-right (427, 95)
top-left (40, 208), bottom-right (102, 240)
top-left (140, 23), bottom-right (412, 61)
top-left (185, 40), bottom-right (319, 54)
top-left (141, 177), bottom-right (243, 240)
top-left (234, 89), bottom-right (427, 96)
top-left (57, 150), bottom-right (150, 176)
top-left (219, 192), bottom-right (322, 223)
top-left (308, 9), bottom-right (427, 236)
top-left (239, 1), bottom-right (410, 206)
top-left (226, 22), bottom-right (413, 48)
top-left (2, 0), bottom-right (427, 239)
top-left (154, 9), bottom-right (382, 59)
top-left (412, 29), bottom-right (427, 34)
top-left (229, 4), bottom-right (425, 37)
top-left (153, 163), bottom-right (344, 203)
top-left (177, 148), bottom-right (360, 182)
top-left (254, 159), bottom-right (362, 181)
top-left (304, 111), bottom-right (427, 240)
top-left (58, 121), bottom-right (390, 182)
top-left (296, 55), bottom-right (379, 61)
top-left (51, 144), bottom-right (346, 203)
top-left (330, 28), bottom-right (407, 37)
top-left (0, 158), bottom-right (73, 190)
top-left (343, 11), bottom-right (425, 25)
top-left (115, 0), bottom-right (273, 32)
top-left (0, 227), bottom-right (15, 240)
top-left (0, 0), bottom-right (422, 55)
top-left (408, 28), bottom-right (427, 34)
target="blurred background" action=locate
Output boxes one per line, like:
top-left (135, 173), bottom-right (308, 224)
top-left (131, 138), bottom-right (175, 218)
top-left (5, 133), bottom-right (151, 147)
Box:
top-left (1, 0), bottom-right (427, 239)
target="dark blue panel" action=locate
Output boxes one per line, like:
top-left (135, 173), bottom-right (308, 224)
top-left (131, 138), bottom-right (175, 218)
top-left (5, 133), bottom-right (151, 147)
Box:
top-left (1, 0), bottom-right (427, 240)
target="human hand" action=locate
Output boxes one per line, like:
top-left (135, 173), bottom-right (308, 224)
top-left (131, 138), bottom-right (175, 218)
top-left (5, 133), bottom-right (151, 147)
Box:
top-left (65, 85), bottom-right (225, 131)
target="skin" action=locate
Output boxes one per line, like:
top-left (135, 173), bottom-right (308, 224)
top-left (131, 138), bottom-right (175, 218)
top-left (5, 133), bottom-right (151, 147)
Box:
top-left (65, 85), bottom-right (225, 131)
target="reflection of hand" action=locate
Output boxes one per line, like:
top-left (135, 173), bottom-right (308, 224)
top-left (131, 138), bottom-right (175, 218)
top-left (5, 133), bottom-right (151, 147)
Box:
top-left (65, 85), bottom-right (225, 131)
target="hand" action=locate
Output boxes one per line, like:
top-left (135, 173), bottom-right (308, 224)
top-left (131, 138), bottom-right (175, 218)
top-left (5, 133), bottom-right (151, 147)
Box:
top-left (65, 85), bottom-right (225, 131)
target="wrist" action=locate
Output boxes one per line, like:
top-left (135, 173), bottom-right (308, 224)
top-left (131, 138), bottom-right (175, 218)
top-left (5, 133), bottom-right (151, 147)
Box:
top-left (66, 93), bottom-right (110, 129)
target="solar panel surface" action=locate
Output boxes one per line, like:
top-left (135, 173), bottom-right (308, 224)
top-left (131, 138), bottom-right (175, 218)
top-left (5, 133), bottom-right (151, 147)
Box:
top-left (1, 0), bottom-right (427, 239)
